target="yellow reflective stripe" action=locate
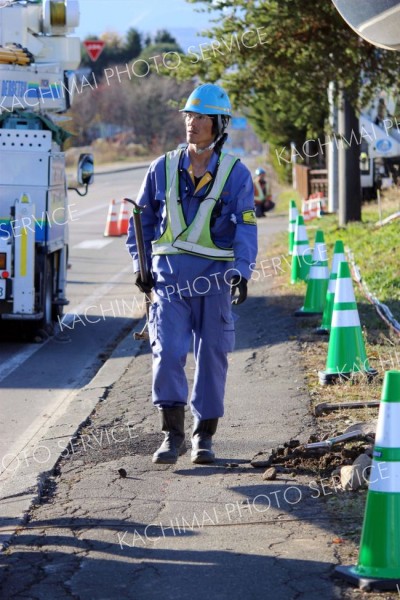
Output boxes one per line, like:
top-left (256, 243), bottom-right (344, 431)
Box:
top-left (178, 154), bottom-right (237, 250)
top-left (20, 226), bottom-right (27, 277)
top-left (154, 153), bottom-right (237, 259)
top-left (185, 198), bottom-right (215, 242)
top-left (172, 239), bottom-right (234, 258)
top-left (152, 241), bottom-right (180, 254)
top-left (242, 210), bottom-right (257, 225)
top-left (254, 180), bottom-right (263, 200)
top-left (157, 150), bottom-right (186, 245)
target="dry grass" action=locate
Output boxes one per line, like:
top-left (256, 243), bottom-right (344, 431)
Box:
top-left (263, 191), bottom-right (400, 597)
top-left (65, 139), bottom-right (153, 169)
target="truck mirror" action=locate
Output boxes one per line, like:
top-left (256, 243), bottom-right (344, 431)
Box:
top-left (77, 153), bottom-right (94, 186)
top-left (332, 0), bottom-right (400, 50)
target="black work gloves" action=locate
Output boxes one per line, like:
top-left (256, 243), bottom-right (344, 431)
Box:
top-left (230, 275), bottom-right (248, 305)
top-left (135, 272), bottom-right (154, 294)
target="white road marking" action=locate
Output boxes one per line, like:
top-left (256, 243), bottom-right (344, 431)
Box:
top-left (73, 202), bottom-right (110, 218)
top-left (58, 264), bottom-right (132, 328)
top-left (73, 239), bottom-right (113, 250)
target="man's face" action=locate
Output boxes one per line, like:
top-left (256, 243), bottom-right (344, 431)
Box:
top-left (184, 112), bottom-right (215, 148)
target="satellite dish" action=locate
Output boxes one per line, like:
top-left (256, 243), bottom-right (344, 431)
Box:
top-left (332, 0), bottom-right (400, 50)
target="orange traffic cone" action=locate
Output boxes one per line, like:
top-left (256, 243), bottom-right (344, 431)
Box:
top-left (117, 199), bottom-right (130, 235)
top-left (302, 200), bottom-right (311, 222)
top-left (104, 199), bottom-right (121, 237)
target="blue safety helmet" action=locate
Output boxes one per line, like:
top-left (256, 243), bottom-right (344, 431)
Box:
top-left (255, 167), bottom-right (266, 176)
top-left (180, 83), bottom-right (232, 117)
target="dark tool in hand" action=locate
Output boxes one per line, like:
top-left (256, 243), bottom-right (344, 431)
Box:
top-left (124, 198), bottom-right (152, 341)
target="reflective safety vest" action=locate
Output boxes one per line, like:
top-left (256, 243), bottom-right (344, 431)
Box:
top-left (152, 149), bottom-right (238, 261)
top-left (254, 179), bottom-right (267, 202)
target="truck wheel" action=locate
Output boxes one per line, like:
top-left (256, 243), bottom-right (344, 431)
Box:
top-left (33, 257), bottom-right (54, 341)
top-left (42, 260), bottom-right (53, 333)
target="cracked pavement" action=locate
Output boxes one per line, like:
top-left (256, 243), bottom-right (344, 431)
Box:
top-left (0, 214), bottom-right (369, 600)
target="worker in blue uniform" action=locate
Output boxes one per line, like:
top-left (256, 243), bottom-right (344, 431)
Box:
top-left (126, 83), bottom-right (257, 465)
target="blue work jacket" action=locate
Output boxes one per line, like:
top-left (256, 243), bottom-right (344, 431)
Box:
top-left (126, 147), bottom-right (257, 299)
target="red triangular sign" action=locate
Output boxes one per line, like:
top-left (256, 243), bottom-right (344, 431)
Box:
top-left (83, 40), bottom-right (105, 62)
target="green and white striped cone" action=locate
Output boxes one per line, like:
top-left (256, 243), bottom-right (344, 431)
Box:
top-left (290, 215), bottom-right (312, 284)
top-left (318, 261), bottom-right (377, 384)
top-left (295, 230), bottom-right (329, 316)
top-left (288, 199), bottom-right (298, 255)
top-left (315, 240), bottom-right (345, 335)
top-left (335, 370), bottom-right (400, 591)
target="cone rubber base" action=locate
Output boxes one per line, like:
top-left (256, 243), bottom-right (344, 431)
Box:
top-left (318, 368), bottom-right (378, 385)
top-left (314, 327), bottom-right (329, 336)
top-left (294, 307), bottom-right (322, 317)
top-left (335, 565), bottom-right (400, 592)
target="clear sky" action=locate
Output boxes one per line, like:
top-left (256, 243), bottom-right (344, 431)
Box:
top-left (75, 0), bottom-right (217, 50)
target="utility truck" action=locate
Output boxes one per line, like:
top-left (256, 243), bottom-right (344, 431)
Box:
top-left (359, 113), bottom-right (400, 200)
top-left (0, 0), bottom-right (93, 334)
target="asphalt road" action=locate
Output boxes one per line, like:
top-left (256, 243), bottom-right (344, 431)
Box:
top-left (0, 164), bottom-right (149, 524)
top-left (0, 208), bottom-right (353, 600)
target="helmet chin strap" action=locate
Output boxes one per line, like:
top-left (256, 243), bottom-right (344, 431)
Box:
top-left (193, 133), bottom-right (223, 155)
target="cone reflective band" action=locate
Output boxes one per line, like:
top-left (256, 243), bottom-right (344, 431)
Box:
top-left (335, 370), bottom-right (400, 591)
top-left (290, 215), bottom-right (311, 284)
top-left (288, 199), bottom-right (298, 255)
top-left (316, 240), bottom-right (345, 335)
top-left (318, 260), bottom-right (377, 384)
top-left (295, 230), bottom-right (329, 316)
top-left (117, 199), bottom-right (130, 235)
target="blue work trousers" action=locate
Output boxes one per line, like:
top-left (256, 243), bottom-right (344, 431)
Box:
top-left (148, 292), bottom-right (235, 420)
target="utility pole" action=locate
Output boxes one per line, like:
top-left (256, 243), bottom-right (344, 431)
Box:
top-left (328, 82), bottom-right (339, 214)
top-left (338, 91), bottom-right (362, 225)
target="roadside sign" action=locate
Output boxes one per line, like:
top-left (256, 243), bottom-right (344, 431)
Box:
top-left (83, 40), bottom-right (105, 62)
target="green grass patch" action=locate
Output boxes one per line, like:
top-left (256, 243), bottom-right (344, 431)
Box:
top-left (275, 189), bottom-right (400, 317)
